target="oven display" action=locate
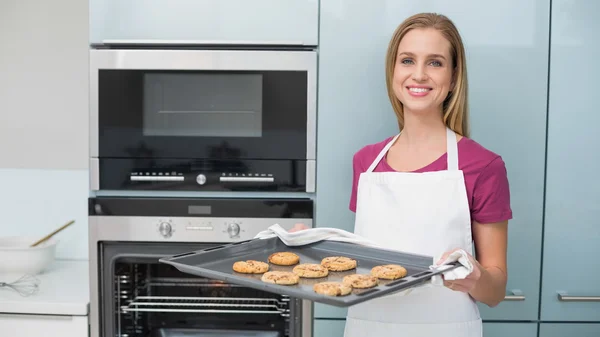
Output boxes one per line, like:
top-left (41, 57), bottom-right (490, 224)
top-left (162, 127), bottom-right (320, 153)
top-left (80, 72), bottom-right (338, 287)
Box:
top-left (188, 205), bottom-right (212, 215)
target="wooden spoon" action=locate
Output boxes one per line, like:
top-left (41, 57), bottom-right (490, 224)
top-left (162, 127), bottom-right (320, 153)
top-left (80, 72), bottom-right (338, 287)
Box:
top-left (30, 220), bottom-right (75, 247)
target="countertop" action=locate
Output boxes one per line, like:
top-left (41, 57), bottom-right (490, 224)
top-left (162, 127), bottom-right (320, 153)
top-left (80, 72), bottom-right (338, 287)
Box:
top-left (0, 259), bottom-right (89, 316)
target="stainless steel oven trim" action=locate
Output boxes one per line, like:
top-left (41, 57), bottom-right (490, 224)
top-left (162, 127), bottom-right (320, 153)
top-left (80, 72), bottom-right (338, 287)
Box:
top-left (88, 216), bottom-right (314, 337)
top-left (90, 158), bottom-right (99, 191)
top-left (88, 216), bottom-right (101, 337)
top-left (302, 300), bottom-right (312, 337)
top-left (89, 49), bottom-right (317, 161)
top-left (306, 161), bottom-right (316, 193)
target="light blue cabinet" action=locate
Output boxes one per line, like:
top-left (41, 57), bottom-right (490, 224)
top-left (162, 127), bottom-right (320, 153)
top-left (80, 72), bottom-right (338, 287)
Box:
top-left (313, 319), bottom-right (345, 337)
top-left (89, 0), bottom-right (319, 46)
top-left (539, 323), bottom-right (600, 337)
top-left (312, 320), bottom-right (538, 337)
top-left (315, 0), bottom-right (549, 320)
top-left (483, 323), bottom-right (538, 337)
top-left (540, 0), bottom-right (600, 322)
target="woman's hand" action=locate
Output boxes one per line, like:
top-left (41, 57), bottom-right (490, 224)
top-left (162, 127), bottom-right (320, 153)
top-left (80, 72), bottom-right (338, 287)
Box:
top-left (289, 223), bottom-right (309, 232)
top-left (437, 248), bottom-right (483, 294)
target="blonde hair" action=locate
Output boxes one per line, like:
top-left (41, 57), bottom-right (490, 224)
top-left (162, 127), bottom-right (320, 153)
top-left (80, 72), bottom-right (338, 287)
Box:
top-left (385, 13), bottom-right (470, 137)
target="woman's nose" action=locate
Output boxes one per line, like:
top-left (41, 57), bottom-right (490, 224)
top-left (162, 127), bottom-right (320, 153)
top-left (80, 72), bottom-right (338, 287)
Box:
top-left (412, 65), bottom-right (428, 82)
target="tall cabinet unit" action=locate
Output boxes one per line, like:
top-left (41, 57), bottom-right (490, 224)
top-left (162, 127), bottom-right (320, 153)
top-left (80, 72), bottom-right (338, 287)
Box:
top-left (89, 0), bottom-right (319, 46)
top-left (539, 0), bottom-right (600, 330)
top-left (316, 2), bottom-right (548, 331)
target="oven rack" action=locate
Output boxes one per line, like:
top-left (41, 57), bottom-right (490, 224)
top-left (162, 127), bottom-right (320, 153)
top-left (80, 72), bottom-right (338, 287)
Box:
top-left (120, 296), bottom-right (290, 316)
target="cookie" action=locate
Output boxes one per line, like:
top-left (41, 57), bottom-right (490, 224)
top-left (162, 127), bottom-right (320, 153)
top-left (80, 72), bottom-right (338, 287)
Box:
top-left (313, 282), bottom-right (352, 296)
top-left (260, 271), bottom-right (300, 285)
top-left (232, 260), bottom-right (269, 274)
top-left (342, 274), bottom-right (378, 289)
top-left (371, 264), bottom-right (408, 280)
top-left (320, 256), bottom-right (357, 271)
top-left (268, 252), bottom-right (300, 266)
top-left (292, 263), bottom-right (329, 278)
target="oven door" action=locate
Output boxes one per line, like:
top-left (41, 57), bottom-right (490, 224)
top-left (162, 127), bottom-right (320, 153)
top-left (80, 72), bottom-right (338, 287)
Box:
top-left (90, 48), bottom-right (316, 161)
top-left (89, 49), bottom-right (316, 192)
top-left (97, 242), bottom-right (308, 337)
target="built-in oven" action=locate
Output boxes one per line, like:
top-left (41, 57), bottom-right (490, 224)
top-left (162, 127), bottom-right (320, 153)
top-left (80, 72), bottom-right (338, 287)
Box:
top-left (89, 45), bottom-right (317, 193)
top-left (88, 196), bottom-right (314, 337)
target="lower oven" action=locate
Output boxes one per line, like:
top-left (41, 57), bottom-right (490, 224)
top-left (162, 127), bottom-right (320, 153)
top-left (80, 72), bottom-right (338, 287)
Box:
top-left (88, 197), bottom-right (314, 337)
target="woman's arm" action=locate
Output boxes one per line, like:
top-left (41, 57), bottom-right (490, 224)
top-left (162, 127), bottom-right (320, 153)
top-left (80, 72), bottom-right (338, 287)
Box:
top-left (441, 220), bottom-right (508, 307)
top-left (468, 219), bottom-right (508, 307)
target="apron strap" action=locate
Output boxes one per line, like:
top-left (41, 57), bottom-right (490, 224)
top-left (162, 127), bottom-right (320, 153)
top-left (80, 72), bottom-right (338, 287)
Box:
top-left (366, 128), bottom-right (459, 173)
top-left (366, 134), bottom-right (399, 173)
top-left (446, 127), bottom-right (459, 171)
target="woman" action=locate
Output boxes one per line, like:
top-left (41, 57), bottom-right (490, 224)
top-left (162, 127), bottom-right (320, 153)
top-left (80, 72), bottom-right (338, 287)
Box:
top-left (293, 12), bottom-right (512, 336)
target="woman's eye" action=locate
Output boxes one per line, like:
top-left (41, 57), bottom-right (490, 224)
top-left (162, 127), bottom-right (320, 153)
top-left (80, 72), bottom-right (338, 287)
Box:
top-left (430, 60), bottom-right (442, 67)
top-left (401, 58), bottom-right (414, 65)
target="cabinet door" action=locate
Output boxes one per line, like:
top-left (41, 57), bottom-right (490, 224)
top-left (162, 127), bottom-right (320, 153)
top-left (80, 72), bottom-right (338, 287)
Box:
top-left (0, 314), bottom-right (88, 337)
top-left (89, 0), bottom-right (318, 46)
top-left (540, 0), bottom-right (600, 322)
top-left (313, 319), bottom-right (345, 337)
top-left (315, 0), bottom-right (549, 320)
top-left (483, 323), bottom-right (538, 337)
top-left (0, 0), bottom-right (89, 170)
top-left (539, 324), bottom-right (600, 337)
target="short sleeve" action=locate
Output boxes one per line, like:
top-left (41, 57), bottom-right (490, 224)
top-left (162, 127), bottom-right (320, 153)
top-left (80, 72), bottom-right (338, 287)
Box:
top-left (349, 151), bottom-right (364, 213)
top-left (471, 156), bottom-right (513, 224)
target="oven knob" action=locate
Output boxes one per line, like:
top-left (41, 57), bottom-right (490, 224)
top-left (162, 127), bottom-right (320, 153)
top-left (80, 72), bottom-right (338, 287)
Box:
top-left (158, 222), bottom-right (173, 238)
top-left (227, 223), bottom-right (240, 238)
top-left (196, 174), bottom-right (207, 185)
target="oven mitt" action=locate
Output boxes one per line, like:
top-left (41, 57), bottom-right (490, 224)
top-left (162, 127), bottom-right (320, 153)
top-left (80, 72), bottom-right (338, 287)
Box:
top-left (429, 249), bottom-right (474, 284)
top-left (254, 223), bottom-right (379, 247)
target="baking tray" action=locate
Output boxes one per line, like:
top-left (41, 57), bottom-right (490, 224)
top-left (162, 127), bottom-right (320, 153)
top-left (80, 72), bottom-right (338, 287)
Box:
top-left (159, 237), bottom-right (460, 307)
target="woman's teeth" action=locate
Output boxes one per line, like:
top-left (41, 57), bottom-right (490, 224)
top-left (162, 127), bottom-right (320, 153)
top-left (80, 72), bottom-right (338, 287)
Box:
top-left (409, 87), bottom-right (430, 93)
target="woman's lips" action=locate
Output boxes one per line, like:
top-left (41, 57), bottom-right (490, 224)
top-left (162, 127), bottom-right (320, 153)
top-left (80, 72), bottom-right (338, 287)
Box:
top-left (406, 86), bottom-right (432, 97)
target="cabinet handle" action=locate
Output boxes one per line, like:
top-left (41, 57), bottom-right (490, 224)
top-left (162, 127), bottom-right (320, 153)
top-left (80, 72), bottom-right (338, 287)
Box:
top-left (557, 291), bottom-right (600, 302)
top-left (503, 289), bottom-right (525, 301)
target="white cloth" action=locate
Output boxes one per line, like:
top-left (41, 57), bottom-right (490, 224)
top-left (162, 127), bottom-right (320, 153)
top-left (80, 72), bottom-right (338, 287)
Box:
top-left (254, 223), bottom-right (473, 283)
top-left (344, 127), bottom-right (482, 337)
top-left (254, 223), bottom-right (379, 247)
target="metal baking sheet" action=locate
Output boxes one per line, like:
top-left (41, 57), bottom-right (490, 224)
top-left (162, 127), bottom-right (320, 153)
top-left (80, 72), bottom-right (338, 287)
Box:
top-left (159, 237), bottom-right (460, 307)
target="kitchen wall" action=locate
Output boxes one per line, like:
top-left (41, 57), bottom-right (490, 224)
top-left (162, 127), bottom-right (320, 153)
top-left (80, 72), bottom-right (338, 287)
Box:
top-left (0, 0), bottom-right (89, 260)
top-left (1, 0), bottom-right (599, 335)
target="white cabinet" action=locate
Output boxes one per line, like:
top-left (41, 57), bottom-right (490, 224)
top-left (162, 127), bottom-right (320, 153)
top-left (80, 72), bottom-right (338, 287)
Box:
top-left (90, 0), bottom-right (319, 46)
top-left (0, 0), bottom-right (89, 170)
top-left (0, 314), bottom-right (88, 337)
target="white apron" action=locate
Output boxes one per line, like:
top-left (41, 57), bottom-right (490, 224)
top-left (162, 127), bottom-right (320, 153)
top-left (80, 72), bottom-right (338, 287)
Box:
top-left (344, 127), bottom-right (482, 337)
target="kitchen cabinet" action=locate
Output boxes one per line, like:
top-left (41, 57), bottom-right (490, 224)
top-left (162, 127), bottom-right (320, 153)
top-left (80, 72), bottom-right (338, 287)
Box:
top-left (315, 0), bottom-right (549, 320)
top-left (539, 323), bottom-right (600, 337)
top-left (0, 314), bottom-right (88, 337)
top-left (313, 319), bottom-right (345, 337)
top-left (482, 323), bottom-right (538, 337)
top-left (0, 0), bottom-right (89, 170)
top-left (540, 0), bottom-right (600, 322)
top-left (89, 0), bottom-right (318, 46)
top-left (313, 320), bottom-right (538, 337)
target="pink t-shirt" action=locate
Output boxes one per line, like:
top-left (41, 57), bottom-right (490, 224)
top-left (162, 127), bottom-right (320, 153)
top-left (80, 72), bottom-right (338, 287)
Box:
top-left (349, 136), bottom-right (513, 224)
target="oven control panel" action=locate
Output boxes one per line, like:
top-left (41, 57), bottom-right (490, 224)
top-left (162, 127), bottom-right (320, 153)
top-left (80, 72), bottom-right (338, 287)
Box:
top-left (153, 218), bottom-right (289, 241)
top-left (90, 197), bottom-right (314, 243)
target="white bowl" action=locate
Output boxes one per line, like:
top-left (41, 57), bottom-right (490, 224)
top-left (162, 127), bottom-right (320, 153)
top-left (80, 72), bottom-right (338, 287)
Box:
top-left (0, 236), bottom-right (58, 276)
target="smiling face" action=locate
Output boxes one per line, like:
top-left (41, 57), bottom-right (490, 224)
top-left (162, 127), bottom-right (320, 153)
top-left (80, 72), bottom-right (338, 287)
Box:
top-left (391, 28), bottom-right (455, 117)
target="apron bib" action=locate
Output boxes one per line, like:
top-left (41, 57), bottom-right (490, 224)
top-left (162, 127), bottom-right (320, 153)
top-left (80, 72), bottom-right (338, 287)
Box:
top-left (344, 127), bottom-right (482, 337)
